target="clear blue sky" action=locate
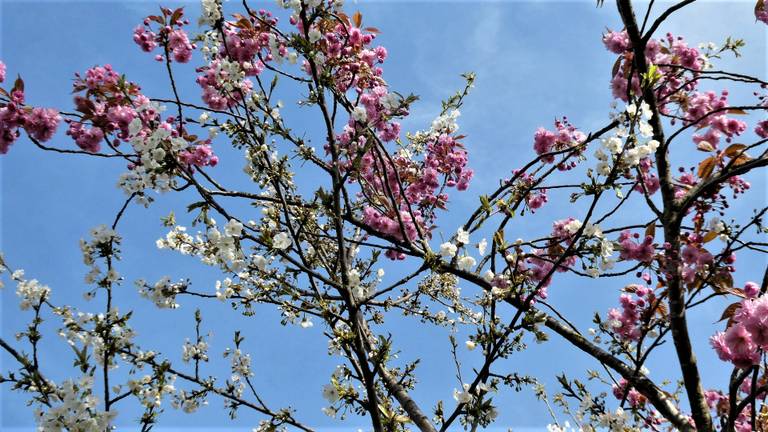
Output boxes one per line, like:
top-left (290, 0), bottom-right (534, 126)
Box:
top-left (1, 0), bottom-right (765, 430)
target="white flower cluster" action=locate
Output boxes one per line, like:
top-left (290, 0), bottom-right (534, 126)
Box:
top-left (430, 109), bottom-right (461, 135)
top-left (565, 220), bottom-right (615, 277)
top-left (137, 277), bottom-right (188, 309)
top-left (199, 0), bottom-right (222, 26)
top-left (119, 105), bottom-right (181, 206)
top-left (15, 271), bottom-right (50, 311)
top-left (348, 267), bottom-right (385, 301)
top-left (80, 225), bottom-right (120, 286)
top-left (158, 219), bottom-right (246, 271)
top-left (224, 347), bottom-right (253, 378)
top-left (547, 422), bottom-right (583, 432)
top-left (438, 227), bottom-right (482, 272)
top-left (594, 102), bottom-right (658, 177)
top-left (56, 308), bottom-right (136, 367)
top-left (172, 389), bottom-right (209, 414)
top-left (182, 338), bottom-right (209, 363)
top-left (35, 376), bottom-right (116, 432)
top-left (128, 374), bottom-right (177, 409)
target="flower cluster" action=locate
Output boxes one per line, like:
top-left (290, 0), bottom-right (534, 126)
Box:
top-left (685, 90), bottom-right (746, 150)
top-left (606, 284), bottom-right (655, 341)
top-left (617, 229), bottom-right (655, 263)
top-left (134, 7), bottom-right (195, 63)
top-left (355, 109), bottom-right (473, 258)
top-left (710, 286), bottom-right (768, 368)
top-left (35, 376), bottom-right (116, 432)
top-left (137, 277), bottom-right (189, 309)
top-left (532, 118), bottom-right (586, 168)
top-left (0, 62), bottom-right (61, 154)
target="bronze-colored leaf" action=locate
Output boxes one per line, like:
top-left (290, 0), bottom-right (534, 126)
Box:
top-left (728, 108), bottom-right (749, 115)
top-left (723, 143), bottom-right (748, 158)
top-left (353, 11), bottom-right (362, 28)
top-left (718, 302), bottom-right (742, 322)
top-left (697, 156), bottom-right (716, 179)
top-left (645, 222), bottom-right (656, 239)
top-left (702, 230), bottom-right (719, 243)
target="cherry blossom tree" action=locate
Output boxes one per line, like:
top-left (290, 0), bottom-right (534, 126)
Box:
top-left (1, 0), bottom-right (768, 431)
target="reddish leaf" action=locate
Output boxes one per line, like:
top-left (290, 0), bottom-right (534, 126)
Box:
top-left (353, 11), bottom-right (362, 28)
top-left (697, 156), bottom-right (716, 178)
top-left (724, 143), bottom-right (748, 158)
top-left (702, 230), bottom-right (719, 243)
top-left (718, 302), bottom-right (742, 323)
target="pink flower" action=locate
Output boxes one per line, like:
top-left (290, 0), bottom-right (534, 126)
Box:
top-left (133, 26), bottom-right (158, 52)
top-left (0, 61), bottom-right (6, 83)
top-left (755, 120), bottom-right (768, 139)
top-left (24, 108), bottom-right (61, 142)
top-left (757, 1), bottom-right (768, 24)
top-left (744, 281), bottom-right (760, 298)
top-left (67, 122), bottom-right (104, 153)
top-left (724, 323), bottom-right (760, 368)
top-left (602, 30), bottom-right (630, 54)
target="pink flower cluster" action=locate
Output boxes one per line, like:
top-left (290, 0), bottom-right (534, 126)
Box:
top-left (178, 144), bottom-right (219, 167)
top-left (607, 284), bottom-right (653, 341)
top-left (0, 62), bottom-right (61, 154)
top-left (66, 64), bottom-right (151, 152)
top-left (757, 1), bottom-right (768, 25)
top-left (195, 60), bottom-right (255, 110)
top-left (532, 118), bottom-right (586, 167)
top-left (301, 14), bottom-right (472, 256)
top-left (634, 158), bottom-right (660, 196)
top-left (617, 230), bottom-right (655, 263)
top-left (612, 378), bottom-right (647, 407)
top-left (605, 30), bottom-right (702, 105)
top-left (298, 18), bottom-right (386, 92)
top-left (353, 126), bottom-right (473, 258)
top-left (195, 11), bottom-right (280, 109)
top-left (524, 219), bottom-right (581, 291)
top-left (680, 240), bottom-right (714, 285)
top-left (133, 7), bottom-right (195, 63)
top-left (756, 119), bottom-right (768, 139)
top-left (686, 90), bottom-right (747, 149)
top-left (510, 171), bottom-right (548, 212)
top-left (711, 285), bottom-right (768, 368)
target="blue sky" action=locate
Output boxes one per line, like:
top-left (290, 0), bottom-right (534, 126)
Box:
top-left (1, 0), bottom-right (766, 430)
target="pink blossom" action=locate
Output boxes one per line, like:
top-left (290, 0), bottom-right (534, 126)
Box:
top-left (24, 108), bottom-right (61, 142)
top-left (66, 122), bottom-right (104, 153)
top-left (744, 281), bottom-right (760, 298)
top-left (0, 61), bottom-right (5, 83)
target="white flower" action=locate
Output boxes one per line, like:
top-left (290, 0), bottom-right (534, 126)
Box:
top-left (564, 219), bottom-right (582, 234)
top-left (456, 227), bottom-right (470, 244)
top-left (596, 162), bottom-right (611, 176)
top-left (322, 384), bottom-right (340, 403)
top-left (439, 242), bottom-right (457, 258)
top-left (300, 318), bottom-right (314, 328)
top-left (307, 28), bottom-right (323, 43)
top-left (583, 222), bottom-right (603, 238)
top-left (603, 136), bottom-right (623, 154)
top-left (647, 139), bottom-right (660, 152)
top-left (351, 106), bottom-right (367, 123)
top-left (457, 255), bottom-right (476, 271)
top-left (347, 269), bottom-right (361, 287)
top-left (587, 267), bottom-right (600, 278)
top-left (453, 383), bottom-right (472, 404)
top-left (252, 255), bottom-right (268, 271)
top-left (272, 232), bottom-right (291, 250)
top-left (465, 340), bottom-right (476, 351)
top-left (477, 238), bottom-right (488, 255)
top-left (224, 219), bottom-right (244, 237)
top-left (482, 270), bottom-right (495, 282)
